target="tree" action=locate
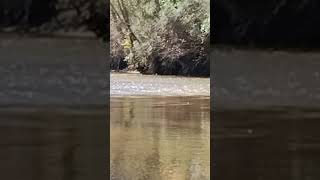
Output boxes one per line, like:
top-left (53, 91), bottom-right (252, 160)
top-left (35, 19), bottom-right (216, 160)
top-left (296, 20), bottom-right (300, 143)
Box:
top-left (111, 0), bottom-right (210, 76)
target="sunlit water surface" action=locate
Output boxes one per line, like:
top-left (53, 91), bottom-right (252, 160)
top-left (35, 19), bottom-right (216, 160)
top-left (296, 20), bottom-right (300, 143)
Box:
top-left (111, 73), bottom-right (209, 96)
top-left (111, 73), bottom-right (210, 180)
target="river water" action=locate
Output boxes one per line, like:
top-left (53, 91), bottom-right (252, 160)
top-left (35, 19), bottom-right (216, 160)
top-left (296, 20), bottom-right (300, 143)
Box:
top-left (6, 36), bottom-right (320, 180)
top-left (212, 48), bottom-right (320, 180)
top-left (0, 36), bottom-right (108, 180)
top-left (0, 34), bottom-right (210, 180)
top-left (110, 73), bottom-right (210, 180)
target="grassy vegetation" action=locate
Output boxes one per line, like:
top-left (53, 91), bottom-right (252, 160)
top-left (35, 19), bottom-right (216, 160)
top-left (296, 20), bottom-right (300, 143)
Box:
top-left (110, 0), bottom-right (210, 76)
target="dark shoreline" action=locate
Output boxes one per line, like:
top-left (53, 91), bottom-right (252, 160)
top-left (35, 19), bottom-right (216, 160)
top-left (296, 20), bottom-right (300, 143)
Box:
top-left (0, 31), bottom-right (97, 40)
top-left (111, 55), bottom-right (210, 77)
top-left (111, 43), bottom-right (320, 78)
top-left (110, 70), bottom-right (210, 78)
top-left (212, 44), bottom-right (320, 53)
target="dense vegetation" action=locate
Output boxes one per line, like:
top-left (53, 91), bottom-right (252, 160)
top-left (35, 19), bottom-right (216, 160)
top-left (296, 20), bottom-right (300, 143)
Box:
top-left (0, 0), bottom-right (108, 38)
top-left (214, 0), bottom-right (320, 48)
top-left (110, 0), bottom-right (210, 76)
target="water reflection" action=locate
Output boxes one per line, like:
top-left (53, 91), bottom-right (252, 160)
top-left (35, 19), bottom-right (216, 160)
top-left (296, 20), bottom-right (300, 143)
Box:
top-left (111, 96), bottom-right (210, 180)
top-left (0, 106), bottom-right (107, 180)
top-left (213, 108), bottom-right (320, 180)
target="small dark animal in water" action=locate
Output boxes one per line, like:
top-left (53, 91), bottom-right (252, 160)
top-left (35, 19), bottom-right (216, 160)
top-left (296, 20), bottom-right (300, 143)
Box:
top-left (0, 0), bottom-right (32, 28)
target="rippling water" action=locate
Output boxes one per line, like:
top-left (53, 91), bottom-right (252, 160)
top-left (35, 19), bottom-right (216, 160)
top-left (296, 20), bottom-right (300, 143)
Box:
top-left (212, 49), bottom-right (320, 109)
top-left (110, 73), bottom-right (210, 180)
top-left (111, 73), bottom-right (209, 96)
top-left (111, 96), bottom-right (210, 180)
top-left (0, 105), bottom-right (107, 180)
top-left (213, 108), bottom-right (320, 180)
top-left (1, 36), bottom-right (210, 179)
top-left (0, 36), bottom-right (107, 180)
top-left (0, 36), bottom-right (106, 105)
top-left (212, 48), bottom-right (320, 180)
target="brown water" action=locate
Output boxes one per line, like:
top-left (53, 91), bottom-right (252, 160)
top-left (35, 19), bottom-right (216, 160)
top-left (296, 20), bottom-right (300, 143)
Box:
top-left (0, 36), bottom-right (210, 179)
top-left (0, 105), bottom-right (107, 180)
top-left (213, 108), bottom-right (320, 180)
top-left (110, 96), bottom-right (210, 180)
top-left (0, 36), bottom-right (108, 180)
top-left (212, 48), bottom-right (320, 180)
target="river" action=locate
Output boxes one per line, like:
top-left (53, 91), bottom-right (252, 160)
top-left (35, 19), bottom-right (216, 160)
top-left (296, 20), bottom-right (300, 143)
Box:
top-left (0, 35), bottom-right (210, 180)
top-left (5, 35), bottom-right (320, 180)
top-left (0, 35), bottom-right (108, 180)
top-left (110, 73), bottom-right (210, 180)
top-left (212, 48), bottom-right (320, 180)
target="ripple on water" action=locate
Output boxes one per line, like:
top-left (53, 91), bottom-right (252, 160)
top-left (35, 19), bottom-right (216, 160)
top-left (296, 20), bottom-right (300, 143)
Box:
top-left (110, 73), bottom-right (210, 96)
top-left (111, 96), bottom-right (210, 180)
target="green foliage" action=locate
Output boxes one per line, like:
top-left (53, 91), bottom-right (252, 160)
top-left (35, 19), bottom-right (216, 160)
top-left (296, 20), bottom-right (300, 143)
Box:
top-left (110, 0), bottom-right (210, 71)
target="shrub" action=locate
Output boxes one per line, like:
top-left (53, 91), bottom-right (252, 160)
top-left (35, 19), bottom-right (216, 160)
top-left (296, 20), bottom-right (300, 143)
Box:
top-left (110, 0), bottom-right (210, 75)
